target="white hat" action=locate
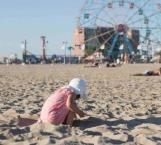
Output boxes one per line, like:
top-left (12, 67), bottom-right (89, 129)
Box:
top-left (68, 78), bottom-right (86, 99)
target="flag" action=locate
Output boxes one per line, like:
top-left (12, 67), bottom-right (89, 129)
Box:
top-left (61, 45), bottom-right (65, 50)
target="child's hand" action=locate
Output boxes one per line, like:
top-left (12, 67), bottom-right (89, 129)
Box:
top-left (78, 110), bottom-right (86, 118)
top-left (84, 112), bottom-right (90, 116)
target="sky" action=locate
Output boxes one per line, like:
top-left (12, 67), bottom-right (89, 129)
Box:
top-left (0, 0), bottom-right (83, 58)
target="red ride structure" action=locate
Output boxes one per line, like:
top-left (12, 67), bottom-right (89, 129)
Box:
top-left (40, 36), bottom-right (47, 61)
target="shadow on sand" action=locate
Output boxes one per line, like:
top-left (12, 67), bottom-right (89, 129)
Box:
top-left (73, 116), bottom-right (161, 130)
top-left (18, 117), bottom-right (37, 127)
top-left (73, 117), bottom-right (107, 130)
top-left (17, 115), bottom-right (161, 131)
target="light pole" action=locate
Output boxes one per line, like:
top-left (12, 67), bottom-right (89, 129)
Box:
top-left (21, 40), bottom-right (27, 63)
top-left (62, 41), bottom-right (67, 64)
top-left (68, 46), bottom-right (73, 64)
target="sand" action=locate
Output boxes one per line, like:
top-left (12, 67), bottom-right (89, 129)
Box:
top-left (0, 63), bottom-right (161, 145)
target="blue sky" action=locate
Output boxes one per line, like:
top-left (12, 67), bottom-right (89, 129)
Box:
top-left (0, 0), bottom-right (83, 57)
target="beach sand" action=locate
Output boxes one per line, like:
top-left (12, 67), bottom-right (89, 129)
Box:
top-left (0, 64), bottom-right (161, 145)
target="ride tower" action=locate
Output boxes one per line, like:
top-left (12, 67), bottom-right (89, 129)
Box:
top-left (40, 36), bottom-right (47, 62)
top-left (108, 24), bottom-right (134, 60)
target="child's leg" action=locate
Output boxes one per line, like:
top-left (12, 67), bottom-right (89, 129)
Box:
top-left (66, 111), bottom-right (76, 126)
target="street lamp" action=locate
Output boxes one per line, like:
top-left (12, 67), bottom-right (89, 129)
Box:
top-left (62, 41), bottom-right (67, 64)
top-left (21, 40), bottom-right (27, 63)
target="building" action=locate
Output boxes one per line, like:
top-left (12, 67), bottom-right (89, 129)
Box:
top-left (72, 27), bottom-right (139, 57)
top-left (73, 27), bottom-right (101, 57)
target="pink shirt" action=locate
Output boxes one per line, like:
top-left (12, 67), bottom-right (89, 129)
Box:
top-left (40, 86), bottom-right (75, 124)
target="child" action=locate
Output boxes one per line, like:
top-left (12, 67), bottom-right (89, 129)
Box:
top-left (39, 78), bottom-right (87, 126)
top-left (133, 67), bottom-right (161, 76)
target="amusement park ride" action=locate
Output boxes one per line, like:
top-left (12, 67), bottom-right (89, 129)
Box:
top-left (21, 37), bottom-right (76, 64)
top-left (73, 0), bottom-right (161, 61)
top-left (22, 36), bottom-right (48, 64)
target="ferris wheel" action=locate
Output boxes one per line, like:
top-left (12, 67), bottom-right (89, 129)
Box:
top-left (78, 0), bottom-right (161, 59)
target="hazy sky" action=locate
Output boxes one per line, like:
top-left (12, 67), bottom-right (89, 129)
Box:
top-left (0, 0), bottom-right (83, 57)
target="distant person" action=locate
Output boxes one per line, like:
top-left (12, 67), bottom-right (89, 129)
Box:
top-left (116, 58), bottom-right (120, 64)
top-left (84, 61), bottom-right (99, 68)
top-left (106, 61), bottom-right (122, 68)
top-left (133, 68), bottom-right (161, 76)
top-left (78, 56), bottom-right (82, 64)
top-left (58, 57), bottom-right (62, 64)
top-left (39, 78), bottom-right (87, 126)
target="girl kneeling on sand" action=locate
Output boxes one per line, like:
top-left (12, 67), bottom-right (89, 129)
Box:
top-left (39, 78), bottom-right (86, 126)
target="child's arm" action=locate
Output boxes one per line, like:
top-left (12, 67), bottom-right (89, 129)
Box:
top-left (66, 95), bottom-right (85, 117)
